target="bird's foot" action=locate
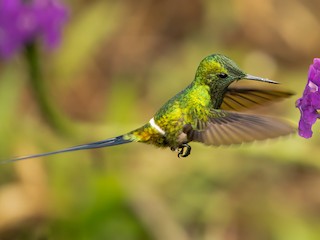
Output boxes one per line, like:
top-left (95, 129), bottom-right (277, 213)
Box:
top-left (171, 143), bottom-right (191, 158)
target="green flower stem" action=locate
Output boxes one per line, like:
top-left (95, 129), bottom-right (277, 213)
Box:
top-left (24, 42), bottom-right (74, 137)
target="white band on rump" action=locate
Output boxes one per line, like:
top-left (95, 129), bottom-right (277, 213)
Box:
top-left (149, 117), bottom-right (166, 135)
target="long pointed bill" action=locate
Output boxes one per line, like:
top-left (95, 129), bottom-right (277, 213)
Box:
top-left (244, 74), bottom-right (279, 84)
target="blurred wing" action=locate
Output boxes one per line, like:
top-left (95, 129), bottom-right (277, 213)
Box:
top-left (184, 110), bottom-right (294, 146)
top-left (221, 88), bottom-right (294, 111)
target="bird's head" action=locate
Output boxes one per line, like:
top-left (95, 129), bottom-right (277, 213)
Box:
top-left (194, 54), bottom-right (277, 88)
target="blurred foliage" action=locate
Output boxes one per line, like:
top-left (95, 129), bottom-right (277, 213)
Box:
top-left (1, 0), bottom-right (320, 239)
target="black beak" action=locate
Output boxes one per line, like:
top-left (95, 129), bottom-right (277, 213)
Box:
top-left (243, 74), bottom-right (278, 84)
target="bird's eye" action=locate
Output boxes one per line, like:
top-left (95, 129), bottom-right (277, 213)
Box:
top-left (218, 73), bottom-right (228, 78)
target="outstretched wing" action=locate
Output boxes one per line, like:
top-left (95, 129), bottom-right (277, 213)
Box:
top-left (221, 88), bottom-right (294, 111)
top-left (183, 110), bottom-right (294, 146)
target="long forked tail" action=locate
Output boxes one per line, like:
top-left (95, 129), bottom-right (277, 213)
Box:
top-left (1, 135), bottom-right (132, 164)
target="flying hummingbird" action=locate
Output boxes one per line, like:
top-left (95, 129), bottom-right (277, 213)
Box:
top-left (2, 54), bottom-right (294, 163)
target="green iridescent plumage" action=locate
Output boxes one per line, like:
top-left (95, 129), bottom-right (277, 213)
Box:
top-left (2, 54), bottom-right (294, 163)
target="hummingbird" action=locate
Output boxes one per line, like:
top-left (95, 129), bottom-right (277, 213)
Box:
top-left (2, 54), bottom-right (294, 163)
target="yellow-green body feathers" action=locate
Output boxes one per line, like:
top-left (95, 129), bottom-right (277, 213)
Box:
top-left (127, 84), bottom-right (212, 149)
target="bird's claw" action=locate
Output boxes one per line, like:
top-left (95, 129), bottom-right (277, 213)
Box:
top-left (171, 143), bottom-right (191, 158)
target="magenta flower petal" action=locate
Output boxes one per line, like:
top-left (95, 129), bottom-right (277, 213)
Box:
top-left (32, 0), bottom-right (68, 47)
top-left (298, 118), bottom-right (313, 138)
top-left (0, 0), bottom-right (68, 59)
top-left (311, 92), bottom-right (320, 109)
top-left (296, 58), bottom-right (320, 138)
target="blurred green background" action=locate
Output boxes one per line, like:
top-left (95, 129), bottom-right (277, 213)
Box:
top-left (1, 0), bottom-right (320, 239)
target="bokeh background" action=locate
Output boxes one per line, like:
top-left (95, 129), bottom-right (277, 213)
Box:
top-left (1, 0), bottom-right (320, 239)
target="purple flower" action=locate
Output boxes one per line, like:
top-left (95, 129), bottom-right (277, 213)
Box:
top-left (0, 0), bottom-right (68, 59)
top-left (296, 58), bottom-right (320, 138)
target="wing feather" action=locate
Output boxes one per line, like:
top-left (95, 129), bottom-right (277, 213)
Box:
top-left (221, 88), bottom-right (294, 111)
top-left (184, 110), bottom-right (294, 146)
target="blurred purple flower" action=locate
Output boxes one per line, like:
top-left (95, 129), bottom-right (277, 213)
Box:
top-left (0, 0), bottom-right (68, 58)
top-left (296, 58), bottom-right (320, 138)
